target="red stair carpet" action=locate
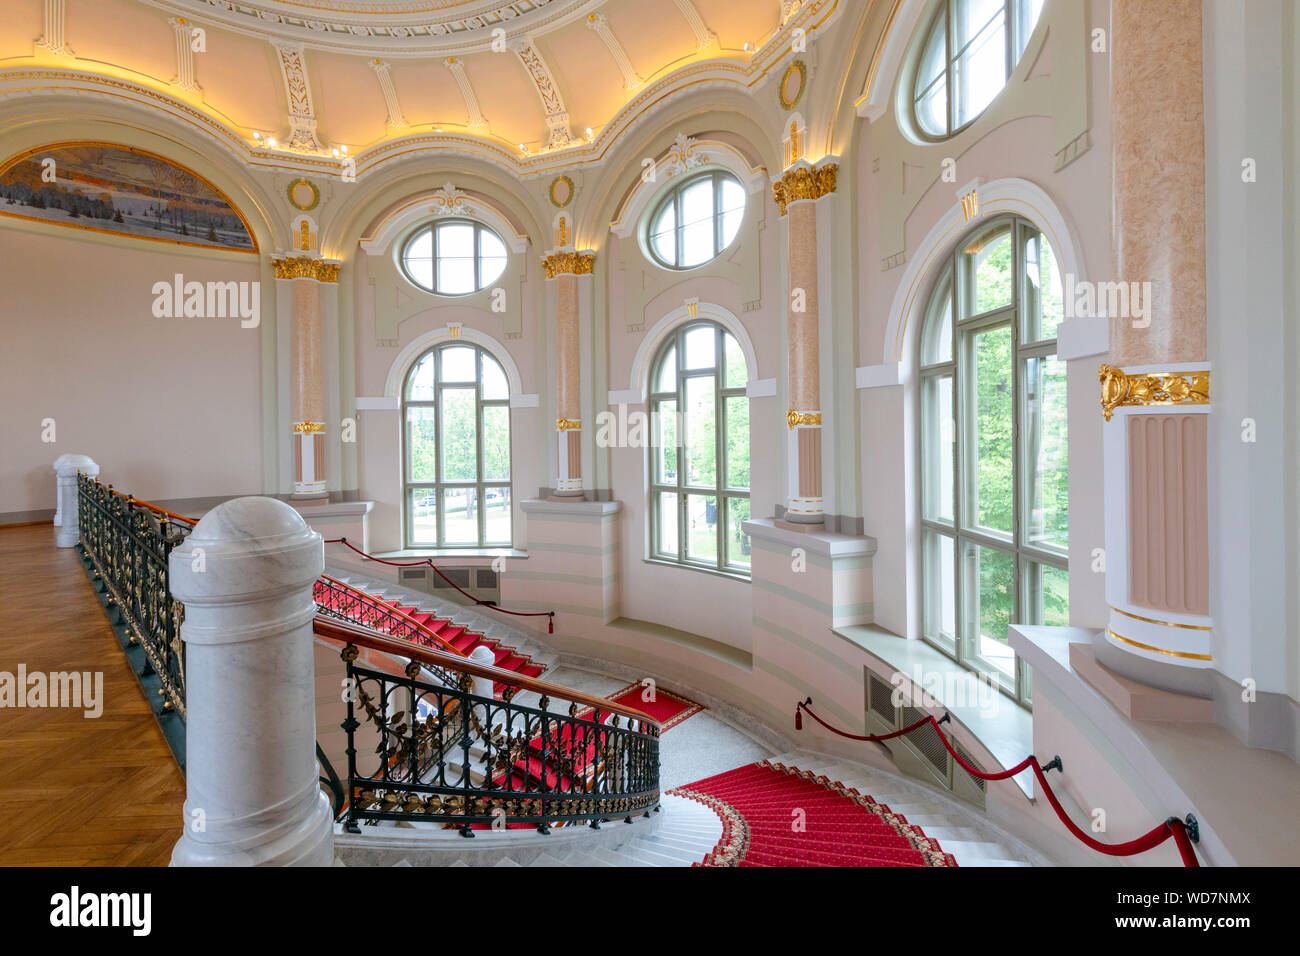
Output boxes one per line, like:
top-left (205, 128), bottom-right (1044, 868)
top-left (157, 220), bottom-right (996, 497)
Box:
top-left (315, 582), bottom-right (546, 694)
top-left (669, 761), bottom-right (957, 867)
top-left (601, 681), bottom-right (704, 731)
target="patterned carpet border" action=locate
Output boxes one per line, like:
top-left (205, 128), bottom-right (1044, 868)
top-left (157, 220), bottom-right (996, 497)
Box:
top-left (603, 682), bottom-right (706, 732)
top-left (666, 786), bottom-right (749, 866)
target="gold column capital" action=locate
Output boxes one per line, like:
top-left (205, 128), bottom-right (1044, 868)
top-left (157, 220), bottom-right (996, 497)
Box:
top-left (542, 251), bottom-right (595, 279)
top-left (274, 256), bottom-right (340, 282)
top-left (292, 421), bottom-right (326, 434)
top-left (773, 162), bottom-right (838, 216)
top-left (1099, 365), bottom-right (1210, 421)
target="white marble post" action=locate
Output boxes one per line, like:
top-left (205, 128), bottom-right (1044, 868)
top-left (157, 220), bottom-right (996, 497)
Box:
top-left (468, 643), bottom-right (496, 730)
top-left (168, 496), bottom-right (334, 867)
top-left (54, 455), bottom-right (98, 548)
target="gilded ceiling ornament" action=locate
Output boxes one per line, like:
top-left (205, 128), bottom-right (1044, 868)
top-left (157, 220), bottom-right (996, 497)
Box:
top-left (430, 181), bottom-right (470, 217)
top-left (274, 257), bottom-right (340, 282)
top-left (286, 177), bottom-right (321, 211)
top-left (662, 132), bottom-right (709, 179)
top-left (772, 162), bottom-right (838, 216)
top-left (542, 251), bottom-right (594, 278)
top-left (779, 59), bottom-right (807, 110)
top-left (549, 175), bottom-right (574, 208)
top-left (786, 410), bottom-right (822, 429)
top-left (1098, 364), bottom-right (1210, 421)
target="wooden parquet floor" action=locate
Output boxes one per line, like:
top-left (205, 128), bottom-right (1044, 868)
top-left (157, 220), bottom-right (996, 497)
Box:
top-left (0, 524), bottom-right (184, 866)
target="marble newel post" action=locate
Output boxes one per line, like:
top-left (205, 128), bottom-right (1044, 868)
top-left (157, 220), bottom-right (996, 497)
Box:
top-left (275, 256), bottom-right (340, 500)
top-left (542, 248), bottom-right (594, 499)
top-left (773, 160), bottom-right (838, 529)
top-left (53, 454), bottom-right (98, 548)
top-left (1097, 0), bottom-right (1214, 680)
top-left (169, 497), bottom-right (334, 866)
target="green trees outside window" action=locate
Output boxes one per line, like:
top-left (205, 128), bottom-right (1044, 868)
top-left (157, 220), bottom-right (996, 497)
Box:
top-left (919, 215), bottom-right (1067, 704)
top-left (403, 343), bottom-right (512, 548)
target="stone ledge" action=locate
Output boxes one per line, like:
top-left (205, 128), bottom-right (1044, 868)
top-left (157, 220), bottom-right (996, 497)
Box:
top-left (743, 517), bottom-right (877, 558)
top-left (521, 498), bottom-right (622, 517)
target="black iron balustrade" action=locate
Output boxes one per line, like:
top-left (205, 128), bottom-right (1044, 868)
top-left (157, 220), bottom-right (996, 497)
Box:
top-left (77, 473), bottom-right (190, 719)
top-left (340, 643), bottom-right (661, 834)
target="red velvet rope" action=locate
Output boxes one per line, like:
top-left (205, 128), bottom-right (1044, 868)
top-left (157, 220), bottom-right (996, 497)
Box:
top-left (324, 537), bottom-right (556, 633)
top-left (795, 699), bottom-right (1199, 866)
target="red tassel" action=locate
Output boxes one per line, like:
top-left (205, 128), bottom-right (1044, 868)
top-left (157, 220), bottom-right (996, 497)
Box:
top-left (795, 708), bottom-right (803, 731)
top-left (548, 615), bottom-right (554, 634)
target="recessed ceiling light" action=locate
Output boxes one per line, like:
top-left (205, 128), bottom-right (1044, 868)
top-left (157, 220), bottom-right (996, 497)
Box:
top-left (253, 131), bottom-right (262, 142)
top-left (331, 147), bottom-right (340, 157)
top-left (743, 41), bottom-right (752, 52)
top-left (266, 137), bottom-right (277, 148)
top-left (586, 127), bottom-right (593, 138)
top-left (340, 144), bottom-right (348, 154)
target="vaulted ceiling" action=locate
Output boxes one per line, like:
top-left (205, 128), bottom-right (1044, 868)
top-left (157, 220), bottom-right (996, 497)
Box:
top-left (0, 0), bottom-right (827, 173)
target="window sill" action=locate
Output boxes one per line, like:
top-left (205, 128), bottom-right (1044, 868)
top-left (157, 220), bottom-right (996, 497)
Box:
top-left (372, 548), bottom-right (527, 561)
top-left (642, 557), bottom-right (751, 584)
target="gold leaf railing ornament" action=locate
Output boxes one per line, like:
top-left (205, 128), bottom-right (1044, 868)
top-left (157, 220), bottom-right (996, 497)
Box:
top-left (1098, 364), bottom-right (1210, 421)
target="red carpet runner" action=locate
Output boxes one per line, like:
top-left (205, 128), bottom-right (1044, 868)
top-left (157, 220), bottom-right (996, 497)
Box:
top-left (668, 761), bottom-right (957, 867)
top-left (601, 682), bottom-right (704, 731)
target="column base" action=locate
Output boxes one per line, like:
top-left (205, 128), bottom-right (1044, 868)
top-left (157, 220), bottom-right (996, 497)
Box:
top-left (774, 518), bottom-right (826, 534)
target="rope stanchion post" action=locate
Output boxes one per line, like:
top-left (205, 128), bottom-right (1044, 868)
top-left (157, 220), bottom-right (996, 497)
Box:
top-left (793, 698), bottom-right (1200, 867)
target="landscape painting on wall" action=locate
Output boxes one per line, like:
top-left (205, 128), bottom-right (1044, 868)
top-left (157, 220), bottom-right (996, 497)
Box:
top-left (0, 142), bottom-right (256, 252)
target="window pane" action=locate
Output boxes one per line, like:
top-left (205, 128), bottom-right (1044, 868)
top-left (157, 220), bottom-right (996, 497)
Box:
top-left (651, 203), bottom-right (676, 265)
top-left (720, 178), bottom-right (745, 249)
top-left (482, 405), bottom-right (511, 482)
top-left (727, 497), bottom-right (751, 570)
top-left (963, 225), bottom-right (1013, 317)
top-left (406, 256), bottom-right (434, 291)
top-left (921, 271), bottom-right (953, 365)
top-left (484, 487), bottom-right (511, 545)
top-left (684, 375), bottom-right (716, 486)
top-left (921, 374), bottom-right (954, 523)
top-left (479, 229), bottom-right (506, 259)
top-left (680, 218), bottom-right (714, 267)
top-left (479, 256), bottom-right (507, 288)
top-left (443, 487), bottom-right (479, 545)
top-left (966, 541), bottom-right (1015, 677)
top-left (1023, 229), bottom-right (1064, 342)
top-left (406, 353), bottom-right (436, 400)
top-left (683, 325), bottom-right (715, 369)
top-left (656, 492), bottom-right (679, 557)
top-left (1024, 560), bottom-right (1069, 627)
top-left (923, 529), bottom-right (956, 647)
top-left (680, 178), bottom-right (714, 227)
top-left (440, 346), bottom-right (476, 382)
top-left (481, 355), bottom-right (508, 400)
top-left (408, 488), bottom-right (438, 546)
top-left (723, 333), bottom-right (747, 388)
top-left (653, 399), bottom-right (677, 484)
top-left (686, 494), bottom-right (718, 563)
top-left (915, 72), bottom-right (949, 137)
top-left (437, 222), bottom-right (475, 257)
top-left (655, 347), bottom-right (677, 393)
top-left (966, 322), bottom-right (1013, 536)
top-left (1022, 354), bottom-right (1068, 551)
top-left (953, 4), bottom-right (1006, 128)
top-left (406, 227), bottom-right (433, 261)
top-left (438, 257), bottom-right (475, 295)
top-left (724, 395), bottom-right (749, 490)
top-left (406, 406), bottom-right (437, 481)
top-left (916, 13), bottom-right (947, 93)
top-left (439, 387), bottom-right (477, 481)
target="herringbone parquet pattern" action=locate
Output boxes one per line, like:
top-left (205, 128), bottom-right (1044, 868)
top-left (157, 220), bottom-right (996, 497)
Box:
top-left (0, 524), bottom-right (184, 866)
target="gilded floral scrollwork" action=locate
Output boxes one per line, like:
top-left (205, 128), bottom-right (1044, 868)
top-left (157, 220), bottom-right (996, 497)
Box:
top-left (1098, 364), bottom-right (1210, 421)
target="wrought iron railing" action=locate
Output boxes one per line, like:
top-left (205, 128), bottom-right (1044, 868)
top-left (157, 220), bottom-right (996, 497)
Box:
top-left (77, 473), bottom-right (191, 718)
top-left (320, 620), bottom-right (661, 834)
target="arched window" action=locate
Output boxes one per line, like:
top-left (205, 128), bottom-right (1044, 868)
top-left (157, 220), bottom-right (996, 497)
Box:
top-left (403, 342), bottom-right (511, 548)
top-left (911, 0), bottom-right (1045, 139)
top-left (401, 219), bottom-right (508, 295)
top-left (919, 215), bottom-right (1067, 703)
top-left (646, 171), bottom-right (746, 270)
top-left (648, 321), bottom-right (751, 575)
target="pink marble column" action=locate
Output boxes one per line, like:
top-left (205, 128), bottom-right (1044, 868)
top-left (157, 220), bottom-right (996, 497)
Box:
top-left (544, 251), bottom-right (593, 499)
top-left (277, 256), bottom-right (337, 500)
top-left (1100, 0), bottom-right (1213, 673)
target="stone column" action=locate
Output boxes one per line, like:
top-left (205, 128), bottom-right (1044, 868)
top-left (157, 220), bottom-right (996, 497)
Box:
top-left (1097, 0), bottom-right (1213, 680)
top-left (543, 249), bottom-right (594, 499)
top-left (773, 160), bottom-right (837, 529)
top-left (276, 256), bottom-right (339, 500)
top-left (169, 496), bottom-right (333, 866)
top-left (54, 454), bottom-right (98, 548)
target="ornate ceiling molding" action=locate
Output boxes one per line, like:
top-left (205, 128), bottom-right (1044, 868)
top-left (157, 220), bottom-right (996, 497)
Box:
top-left (444, 57), bottom-right (487, 129)
top-left (368, 59), bottom-right (407, 129)
top-left (670, 0), bottom-right (717, 50)
top-left (35, 0), bottom-right (74, 57)
top-left (585, 13), bottom-right (642, 91)
top-left (140, 0), bottom-right (606, 56)
top-left (272, 41), bottom-right (326, 152)
top-left (168, 18), bottom-right (203, 94)
top-left (510, 37), bottom-right (576, 152)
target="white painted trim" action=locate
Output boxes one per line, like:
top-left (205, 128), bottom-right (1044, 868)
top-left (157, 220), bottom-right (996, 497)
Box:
top-left (856, 0), bottom-right (930, 122)
top-left (608, 388), bottom-right (643, 405)
top-left (609, 140), bottom-right (767, 240)
top-left (881, 177), bottom-right (1088, 367)
top-left (359, 190), bottom-right (529, 255)
top-left (745, 377), bottom-right (777, 398)
top-left (855, 362), bottom-right (903, 389)
top-left (1056, 316), bottom-right (1109, 361)
top-left (625, 301), bottom-right (758, 396)
top-left (383, 326), bottom-right (525, 399)
top-left (355, 396), bottom-right (400, 410)
top-left (509, 393), bottom-right (540, 409)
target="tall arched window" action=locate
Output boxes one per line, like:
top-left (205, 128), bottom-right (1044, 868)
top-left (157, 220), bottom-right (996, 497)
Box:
top-left (919, 215), bottom-right (1067, 703)
top-left (911, 0), bottom-right (1045, 139)
top-left (403, 342), bottom-right (511, 548)
top-left (648, 321), bottom-right (751, 575)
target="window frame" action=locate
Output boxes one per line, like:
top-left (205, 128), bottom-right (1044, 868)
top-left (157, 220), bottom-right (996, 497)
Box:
top-left (646, 320), bottom-right (751, 578)
top-left (910, 0), bottom-right (1042, 141)
top-left (917, 215), bottom-right (1067, 707)
top-left (401, 342), bottom-right (512, 549)
top-left (399, 218), bottom-right (509, 297)
top-left (645, 170), bottom-right (745, 271)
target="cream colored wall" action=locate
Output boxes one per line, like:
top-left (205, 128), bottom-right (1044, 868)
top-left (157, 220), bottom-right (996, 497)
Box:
top-left (0, 224), bottom-right (263, 518)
